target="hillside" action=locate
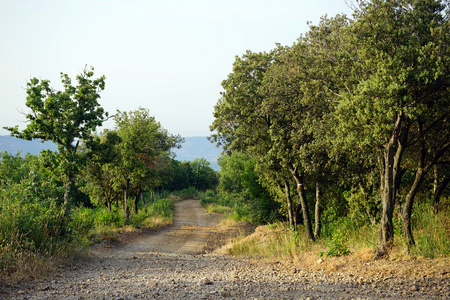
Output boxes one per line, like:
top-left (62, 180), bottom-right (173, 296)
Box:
top-left (0, 135), bottom-right (222, 170)
top-left (0, 135), bottom-right (58, 156)
top-left (173, 136), bottom-right (222, 171)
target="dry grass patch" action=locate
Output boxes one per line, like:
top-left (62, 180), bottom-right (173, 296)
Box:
top-left (220, 223), bottom-right (313, 259)
top-left (141, 215), bottom-right (172, 229)
top-left (0, 244), bottom-right (85, 284)
top-left (222, 222), bottom-right (450, 282)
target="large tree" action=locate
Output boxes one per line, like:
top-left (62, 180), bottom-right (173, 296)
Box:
top-left (4, 66), bottom-right (108, 205)
top-left (260, 14), bottom-right (355, 239)
top-left (113, 108), bottom-right (182, 213)
top-left (337, 0), bottom-right (450, 253)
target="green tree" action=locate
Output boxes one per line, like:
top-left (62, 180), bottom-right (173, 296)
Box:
top-left (337, 0), bottom-right (450, 252)
top-left (217, 151), bottom-right (249, 194)
top-left (210, 49), bottom-right (317, 238)
top-left (190, 158), bottom-right (219, 192)
top-left (165, 159), bottom-right (193, 192)
top-left (210, 50), bottom-right (275, 155)
top-left (0, 152), bottom-right (33, 184)
top-left (3, 66), bottom-right (108, 206)
top-left (113, 108), bottom-right (182, 213)
top-left (79, 130), bottom-right (122, 210)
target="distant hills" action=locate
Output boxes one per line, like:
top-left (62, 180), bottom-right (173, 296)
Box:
top-left (0, 135), bottom-right (58, 156)
top-left (173, 136), bottom-right (222, 171)
top-left (0, 135), bottom-right (222, 171)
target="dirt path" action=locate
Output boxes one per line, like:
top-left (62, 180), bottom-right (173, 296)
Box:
top-left (121, 199), bottom-right (222, 255)
top-left (2, 200), bottom-right (449, 299)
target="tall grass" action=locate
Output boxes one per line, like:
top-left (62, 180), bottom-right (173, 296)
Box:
top-left (70, 197), bottom-right (175, 243)
top-left (0, 180), bottom-right (175, 283)
top-left (226, 200), bottom-right (450, 260)
top-left (409, 201), bottom-right (450, 258)
top-left (0, 179), bottom-right (78, 282)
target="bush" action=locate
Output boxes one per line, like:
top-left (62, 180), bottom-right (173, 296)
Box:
top-left (170, 187), bottom-right (199, 200)
top-left (410, 201), bottom-right (450, 258)
top-left (0, 178), bottom-right (77, 277)
top-left (149, 198), bottom-right (174, 219)
top-left (200, 190), bottom-right (279, 224)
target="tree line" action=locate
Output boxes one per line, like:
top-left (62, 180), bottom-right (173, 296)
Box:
top-left (2, 66), bottom-right (218, 221)
top-left (0, 65), bottom-right (220, 276)
top-left (210, 0), bottom-right (450, 256)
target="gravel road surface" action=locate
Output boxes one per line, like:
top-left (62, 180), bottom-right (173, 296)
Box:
top-left (2, 200), bottom-right (449, 299)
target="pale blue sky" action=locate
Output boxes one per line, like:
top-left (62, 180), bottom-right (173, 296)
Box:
top-left (0, 0), bottom-right (353, 137)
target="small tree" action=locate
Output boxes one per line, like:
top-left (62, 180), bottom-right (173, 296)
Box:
top-left (190, 158), bottom-right (219, 192)
top-left (4, 66), bottom-right (108, 206)
top-left (113, 108), bottom-right (182, 213)
top-left (79, 130), bottom-right (122, 210)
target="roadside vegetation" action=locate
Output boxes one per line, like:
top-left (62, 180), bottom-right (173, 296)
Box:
top-left (200, 151), bottom-right (450, 261)
top-left (1, 0), bottom-right (449, 286)
top-left (208, 0), bottom-right (450, 261)
top-left (0, 67), bottom-right (218, 282)
top-left (0, 149), bottom-right (216, 283)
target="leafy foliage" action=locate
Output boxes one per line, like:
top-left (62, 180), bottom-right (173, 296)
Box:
top-left (210, 0), bottom-right (450, 254)
top-left (3, 66), bottom-right (109, 205)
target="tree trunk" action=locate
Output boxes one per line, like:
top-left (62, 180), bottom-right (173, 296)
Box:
top-left (105, 189), bottom-right (112, 211)
top-left (123, 180), bottom-right (130, 211)
top-left (124, 206), bottom-right (130, 225)
top-left (402, 124), bottom-right (450, 246)
top-left (433, 165), bottom-right (450, 212)
top-left (160, 185), bottom-right (165, 198)
top-left (401, 168), bottom-right (425, 247)
top-left (376, 112), bottom-right (405, 257)
top-left (289, 166), bottom-right (315, 241)
top-left (378, 152), bottom-right (396, 254)
top-left (283, 181), bottom-right (294, 228)
top-left (134, 193), bottom-right (139, 214)
top-left (63, 171), bottom-right (74, 207)
top-left (314, 182), bottom-right (321, 240)
top-left (401, 129), bottom-right (426, 247)
top-left (141, 190), bottom-right (146, 207)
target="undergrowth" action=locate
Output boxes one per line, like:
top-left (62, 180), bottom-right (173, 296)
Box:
top-left (0, 193), bottom-right (174, 283)
top-left (200, 190), bottom-right (279, 224)
top-left (221, 198), bottom-right (450, 260)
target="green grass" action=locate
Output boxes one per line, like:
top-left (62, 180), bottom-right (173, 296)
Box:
top-left (409, 201), bottom-right (450, 258)
top-left (0, 193), bottom-right (175, 283)
top-left (226, 201), bottom-right (450, 260)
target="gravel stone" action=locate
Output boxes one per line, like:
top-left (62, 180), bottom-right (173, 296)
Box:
top-left (2, 200), bottom-right (449, 299)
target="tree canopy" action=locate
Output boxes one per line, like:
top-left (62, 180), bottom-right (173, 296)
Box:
top-left (4, 66), bottom-right (108, 205)
top-left (210, 0), bottom-right (450, 254)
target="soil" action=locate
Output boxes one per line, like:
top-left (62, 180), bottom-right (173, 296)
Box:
top-left (1, 199), bottom-right (449, 299)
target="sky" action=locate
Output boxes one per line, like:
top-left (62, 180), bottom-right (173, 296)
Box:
top-left (0, 0), bottom-right (354, 138)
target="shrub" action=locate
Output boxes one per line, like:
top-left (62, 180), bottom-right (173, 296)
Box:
top-left (410, 201), bottom-right (450, 258)
top-left (170, 187), bottom-right (199, 200)
top-left (0, 178), bottom-right (78, 278)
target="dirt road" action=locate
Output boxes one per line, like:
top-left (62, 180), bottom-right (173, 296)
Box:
top-left (121, 199), bottom-right (223, 255)
top-left (2, 200), bottom-right (449, 299)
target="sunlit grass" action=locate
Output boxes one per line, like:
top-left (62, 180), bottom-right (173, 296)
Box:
top-left (0, 197), bottom-right (175, 283)
top-left (224, 201), bottom-right (450, 261)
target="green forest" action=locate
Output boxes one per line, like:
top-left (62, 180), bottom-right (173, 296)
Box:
top-left (0, 67), bottom-right (218, 280)
top-left (1, 0), bottom-right (449, 282)
top-left (208, 0), bottom-right (449, 259)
